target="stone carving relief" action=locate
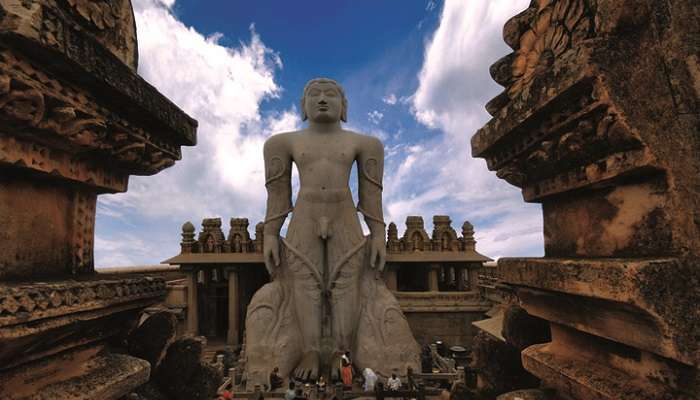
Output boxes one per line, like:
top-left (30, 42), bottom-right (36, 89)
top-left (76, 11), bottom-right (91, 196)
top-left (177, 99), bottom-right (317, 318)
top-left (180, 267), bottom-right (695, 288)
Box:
top-left (476, 74), bottom-right (652, 202)
top-left (507, 0), bottom-right (593, 100)
top-left (66, 0), bottom-right (119, 30)
top-left (0, 278), bottom-right (166, 324)
top-left (71, 191), bottom-right (96, 275)
top-left (0, 135), bottom-right (129, 192)
top-left (0, 48), bottom-right (180, 179)
top-left (58, 0), bottom-right (138, 70)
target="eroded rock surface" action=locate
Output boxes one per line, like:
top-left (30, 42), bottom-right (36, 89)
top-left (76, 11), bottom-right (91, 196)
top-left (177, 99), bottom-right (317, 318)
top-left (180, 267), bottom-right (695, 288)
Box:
top-left (128, 312), bottom-right (178, 369)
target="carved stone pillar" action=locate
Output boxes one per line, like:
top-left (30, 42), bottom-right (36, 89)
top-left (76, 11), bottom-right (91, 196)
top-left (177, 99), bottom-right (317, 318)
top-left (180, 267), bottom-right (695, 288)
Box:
top-left (186, 268), bottom-right (200, 336)
top-left (384, 266), bottom-right (398, 291)
top-left (227, 267), bottom-right (240, 345)
top-left (0, 0), bottom-right (197, 397)
top-left (456, 266), bottom-right (466, 291)
top-left (428, 264), bottom-right (440, 292)
top-left (473, 1), bottom-right (699, 398)
top-left (466, 265), bottom-right (478, 291)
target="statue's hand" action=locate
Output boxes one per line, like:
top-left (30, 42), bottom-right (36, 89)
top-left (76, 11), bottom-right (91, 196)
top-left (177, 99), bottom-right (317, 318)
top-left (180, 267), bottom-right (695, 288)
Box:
top-left (263, 235), bottom-right (281, 275)
top-left (369, 234), bottom-right (386, 272)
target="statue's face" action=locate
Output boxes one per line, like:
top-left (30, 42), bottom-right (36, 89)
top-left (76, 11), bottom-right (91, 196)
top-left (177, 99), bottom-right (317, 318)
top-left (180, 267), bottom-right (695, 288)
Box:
top-left (304, 82), bottom-right (343, 123)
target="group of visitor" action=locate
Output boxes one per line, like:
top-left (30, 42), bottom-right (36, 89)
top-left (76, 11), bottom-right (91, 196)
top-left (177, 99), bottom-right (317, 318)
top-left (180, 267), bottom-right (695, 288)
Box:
top-left (267, 350), bottom-right (411, 397)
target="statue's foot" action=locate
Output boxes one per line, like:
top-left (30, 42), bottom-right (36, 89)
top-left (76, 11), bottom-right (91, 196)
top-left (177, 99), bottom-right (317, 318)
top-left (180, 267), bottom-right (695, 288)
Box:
top-left (293, 351), bottom-right (320, 382)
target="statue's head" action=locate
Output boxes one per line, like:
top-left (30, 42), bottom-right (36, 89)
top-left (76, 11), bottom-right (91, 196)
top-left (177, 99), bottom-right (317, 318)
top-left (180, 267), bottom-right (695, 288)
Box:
top-left (301, 77), bottom-right (347, 123)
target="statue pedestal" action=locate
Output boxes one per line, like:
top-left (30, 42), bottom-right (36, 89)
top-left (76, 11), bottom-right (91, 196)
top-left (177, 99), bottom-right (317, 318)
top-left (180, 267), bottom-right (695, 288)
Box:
top-left (0, 0), bottom-right (196, 398)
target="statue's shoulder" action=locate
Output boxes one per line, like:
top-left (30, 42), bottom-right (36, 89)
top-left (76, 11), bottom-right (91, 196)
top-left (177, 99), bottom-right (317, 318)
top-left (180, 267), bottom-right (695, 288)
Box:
top-left (264, 130), bottom-right (303, 151)
top-left (342, 129), bottom-right (383, 152)
top-left (342, 129), bottom-right (383, 147)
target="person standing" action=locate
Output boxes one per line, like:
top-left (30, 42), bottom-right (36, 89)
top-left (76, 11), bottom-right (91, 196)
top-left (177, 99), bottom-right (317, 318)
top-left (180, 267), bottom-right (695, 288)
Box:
top-left (362, 368), bottom-right (377, 392)
top-left (341, 356), bottom-right (353, 388)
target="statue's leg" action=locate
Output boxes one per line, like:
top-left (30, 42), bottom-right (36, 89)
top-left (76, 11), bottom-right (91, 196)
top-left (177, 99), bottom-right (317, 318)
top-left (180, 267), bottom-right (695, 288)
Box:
top-left (329, 237), bottom-right (364, 369)
top-left (354, 244), bottom-right (421, 380)
top-left (284, 239), bottom-right (324, 381)
top-left (244, 279), bottom-right (301, 390)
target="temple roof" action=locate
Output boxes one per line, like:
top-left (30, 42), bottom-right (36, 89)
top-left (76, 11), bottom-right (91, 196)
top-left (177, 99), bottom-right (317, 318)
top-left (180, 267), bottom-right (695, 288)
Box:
top-left (163, 249), bottom-right (491, 266)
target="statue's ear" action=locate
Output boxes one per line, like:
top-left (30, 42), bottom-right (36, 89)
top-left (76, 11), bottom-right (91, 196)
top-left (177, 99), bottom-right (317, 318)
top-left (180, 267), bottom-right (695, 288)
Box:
top-left (300, 97), bottom-right (308, 121)
top-left (341, 99), bottom-right (347, 122)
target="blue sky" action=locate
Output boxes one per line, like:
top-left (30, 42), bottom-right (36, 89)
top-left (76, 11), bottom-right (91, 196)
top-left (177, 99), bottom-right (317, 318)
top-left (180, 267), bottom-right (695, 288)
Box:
top-left (95, 0), bottom-right (542, 267)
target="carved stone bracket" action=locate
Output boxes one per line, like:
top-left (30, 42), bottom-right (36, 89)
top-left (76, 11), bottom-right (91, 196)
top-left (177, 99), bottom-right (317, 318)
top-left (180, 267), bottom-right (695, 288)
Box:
top-left (0, 277), bottom-right (167, 370)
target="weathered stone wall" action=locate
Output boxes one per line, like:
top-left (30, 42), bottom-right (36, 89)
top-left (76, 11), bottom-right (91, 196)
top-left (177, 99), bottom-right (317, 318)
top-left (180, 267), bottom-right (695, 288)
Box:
top-left (405, 311), bottom-right (486, 348)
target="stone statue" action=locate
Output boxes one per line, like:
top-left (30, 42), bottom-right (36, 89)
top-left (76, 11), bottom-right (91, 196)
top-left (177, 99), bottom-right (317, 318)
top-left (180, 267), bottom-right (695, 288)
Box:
top-left (244, 78), bottom-right (419, 386)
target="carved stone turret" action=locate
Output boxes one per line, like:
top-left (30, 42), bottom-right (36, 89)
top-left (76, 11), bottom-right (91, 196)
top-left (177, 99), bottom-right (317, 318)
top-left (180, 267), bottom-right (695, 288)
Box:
top-left (401, 216), bottom-right (430, 252)
top-left (387, 222), bottom-right (400, 253)
top-left (254, 222), bottom-right (264, 253)
top-left (181, 221), bottom-right (196, 253)
top-left (199, 218), bottom-right (225, 253)
top-left (461, 221), bottom-right (475, 251)
top-left (431, 215), bottom-right (459, 251)
top-left (229, 218), bottom-right (252, 253)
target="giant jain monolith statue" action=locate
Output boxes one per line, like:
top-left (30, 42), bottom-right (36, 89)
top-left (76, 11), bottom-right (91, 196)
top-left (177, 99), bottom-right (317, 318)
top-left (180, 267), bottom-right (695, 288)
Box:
top-left (245, 78), bottom-right (420, 386)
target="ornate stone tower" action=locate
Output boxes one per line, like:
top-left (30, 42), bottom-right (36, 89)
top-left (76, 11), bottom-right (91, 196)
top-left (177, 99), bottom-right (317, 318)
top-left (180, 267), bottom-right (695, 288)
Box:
top-left (431, 215), bottom-right (459, 251)
top-left (387, 222), bottom-right (401, 253)
top-left (0, 0), bottom-right (197, 397)
top-left (228, 218), bottom-right (252, 253)
top-left (401, 216), bottom-right (430, 252)
top-left (472, 0), bottom-right (700, 398)
top-left (461, 221), bottom-right (475, 251)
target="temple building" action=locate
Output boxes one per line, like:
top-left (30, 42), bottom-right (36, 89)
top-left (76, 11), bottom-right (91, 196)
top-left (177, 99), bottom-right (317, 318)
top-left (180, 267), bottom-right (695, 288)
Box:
top-left (164, 215), bottom-right (492, 348)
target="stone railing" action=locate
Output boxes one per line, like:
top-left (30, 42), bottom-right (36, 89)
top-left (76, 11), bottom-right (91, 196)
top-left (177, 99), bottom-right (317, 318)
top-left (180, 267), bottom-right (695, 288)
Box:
top-left (394, 291), bottom-right (489, 313)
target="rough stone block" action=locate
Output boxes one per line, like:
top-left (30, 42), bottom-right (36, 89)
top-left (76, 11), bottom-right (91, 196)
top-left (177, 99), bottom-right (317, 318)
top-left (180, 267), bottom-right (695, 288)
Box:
top-left (153, 336), bottom-right (221, 399)
top-left (471, 331), bottom-right (539, 397)
top-left (501, 305), bottom-right (551, 351)
top-left (128, 311), bottom-right (178, 370)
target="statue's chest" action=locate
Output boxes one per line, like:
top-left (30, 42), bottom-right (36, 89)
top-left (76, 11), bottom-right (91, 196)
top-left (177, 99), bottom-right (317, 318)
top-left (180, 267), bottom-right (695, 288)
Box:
top-left (292, 143), bottom-right (355, 170)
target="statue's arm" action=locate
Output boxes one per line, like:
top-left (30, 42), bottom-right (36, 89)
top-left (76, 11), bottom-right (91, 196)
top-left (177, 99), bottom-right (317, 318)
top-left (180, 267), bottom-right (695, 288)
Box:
top-left (357, 136), bottom-right (385, 239)
top-left (263, 135), bottom-right (293, 237)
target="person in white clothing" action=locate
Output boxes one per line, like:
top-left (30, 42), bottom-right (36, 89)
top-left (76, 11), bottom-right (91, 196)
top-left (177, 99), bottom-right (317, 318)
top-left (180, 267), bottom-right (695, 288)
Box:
top-left (387, 373), bottom-right (401, 391)
top-left (363, 368), bottom-right (378, 392)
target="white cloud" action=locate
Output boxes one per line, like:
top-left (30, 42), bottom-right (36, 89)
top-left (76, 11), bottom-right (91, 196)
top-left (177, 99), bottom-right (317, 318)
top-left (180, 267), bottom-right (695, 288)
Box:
top-left (382, 0), bottom-right (542, 259)
top-left (368, 110), bottom-right (384, 124)
top-left (95, 0), bottom-right (543, 266)
top-left (95, 0), bottom-right (294, 267)
top-left (382, 93), bottom-right (397, 105)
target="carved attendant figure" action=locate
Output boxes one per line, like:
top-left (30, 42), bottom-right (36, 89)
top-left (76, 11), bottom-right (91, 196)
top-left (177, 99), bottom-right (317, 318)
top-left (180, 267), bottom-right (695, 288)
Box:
top-left (245, 78), bottom-right (419, 386)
